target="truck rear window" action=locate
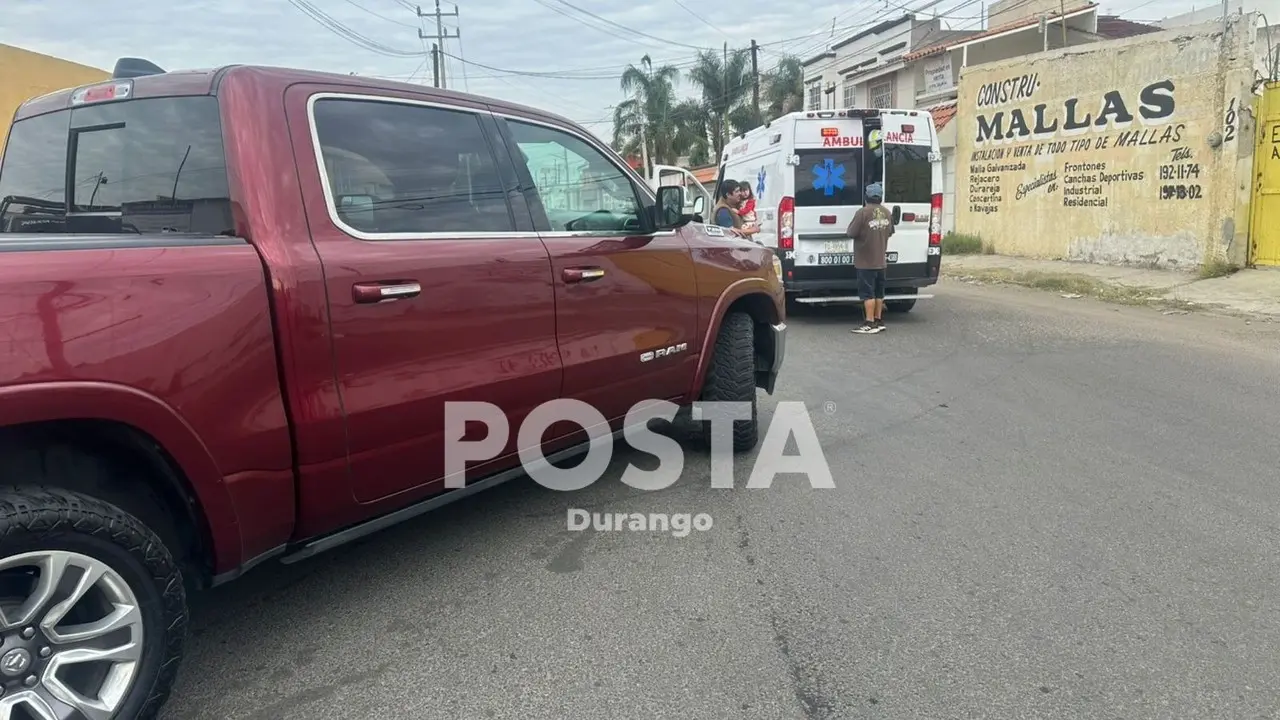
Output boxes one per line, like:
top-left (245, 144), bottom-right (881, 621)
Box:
top-left (794, 149), bottom-right (862, 207)
top-left (0, 96), bottom-right (233, 235)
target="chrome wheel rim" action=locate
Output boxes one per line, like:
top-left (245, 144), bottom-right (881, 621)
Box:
top-left (0, 551), bottom-right (144, 720)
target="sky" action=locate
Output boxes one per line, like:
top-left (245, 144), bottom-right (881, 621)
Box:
top-left (2, 0), bottom-right (1196, 143)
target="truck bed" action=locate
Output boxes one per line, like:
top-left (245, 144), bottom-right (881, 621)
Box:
top-left (0, 233), bottom-right (296, 565)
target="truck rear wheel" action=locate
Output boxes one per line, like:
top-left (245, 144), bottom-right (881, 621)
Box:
top-left (0, 486), bottom-right (187, 720)
top-left (695, 311), bottom-right (759, 452)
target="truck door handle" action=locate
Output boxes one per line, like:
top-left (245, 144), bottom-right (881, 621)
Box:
top-left (352, 281), bottom-right (421, 303)
top-left (563, 267), bottom-right (605, 283)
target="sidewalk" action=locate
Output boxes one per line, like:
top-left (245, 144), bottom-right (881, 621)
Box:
top-left (940, 254), bottom-right (1280, 319)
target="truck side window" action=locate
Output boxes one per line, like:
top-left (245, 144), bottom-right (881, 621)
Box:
top-left (310, 98), bottom-right (514, 236)
top-left (504, 120), bottom-right (644, 234)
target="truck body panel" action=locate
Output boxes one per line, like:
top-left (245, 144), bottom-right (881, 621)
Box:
top-left (0, 238), bottom-right (294, 571)
top-left (0, 63), bottom-right (787, 578)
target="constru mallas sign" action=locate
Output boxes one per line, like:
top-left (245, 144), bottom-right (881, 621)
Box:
top-left (972, 73), bottom-right (1180, 146)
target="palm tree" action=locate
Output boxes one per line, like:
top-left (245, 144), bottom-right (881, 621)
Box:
top-left (686, 47), bottom-right (754, 158)
top-left (761, 55), bottom-right (805, 122)
top-left (613, 55), bottom-right (690, 177)
top-left (670, 98), bottom-right (711, 166)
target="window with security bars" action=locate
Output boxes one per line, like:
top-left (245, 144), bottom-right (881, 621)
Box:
top-left (842, 81), bottom-right (856, 108)
top-left (806, 83), bottom-right (821, 110)
top-left (868, 79), bottom-right (893, 108)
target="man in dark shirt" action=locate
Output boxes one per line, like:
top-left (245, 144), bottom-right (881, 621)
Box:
top-left (845, 182), bottom-right (894, 334)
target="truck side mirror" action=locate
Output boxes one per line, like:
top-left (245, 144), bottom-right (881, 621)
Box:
top-left (692, 194), bottom-right (705, 216)
top-left (655, 186), bottom-right (691, 229)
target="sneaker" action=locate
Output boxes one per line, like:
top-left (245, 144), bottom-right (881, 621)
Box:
top-left (873, 319), bottom-right (886, 331)
top-left (852, 323), bottom-right (880, 334)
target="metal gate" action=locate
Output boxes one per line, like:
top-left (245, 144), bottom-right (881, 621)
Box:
top-left (1251, 82), bottom-right (1280, 266)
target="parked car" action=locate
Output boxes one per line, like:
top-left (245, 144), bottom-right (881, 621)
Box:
top-left (0, 58), bottom-right (786, 719)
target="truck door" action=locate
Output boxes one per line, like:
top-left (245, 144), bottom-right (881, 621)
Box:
top-left (652, 164), bottom-right (713, 218)
top-left (285, 86), bottom-right (562, 513)
top-left (494, 115), bottom-right (699, 424)
top-left (877, 114), bottom-right (935, 280)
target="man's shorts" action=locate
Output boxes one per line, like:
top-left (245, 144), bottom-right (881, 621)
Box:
top-left (857, 268), bottom-right (886, 301)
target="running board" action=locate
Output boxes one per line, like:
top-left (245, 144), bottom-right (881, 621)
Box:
top-left (795, 294), bottom-right (934, 304)
top-left (277, 432), bottom-right (618, 565)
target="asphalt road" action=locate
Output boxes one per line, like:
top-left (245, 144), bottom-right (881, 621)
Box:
top-left (159, 280), bottom-right (1280, 720)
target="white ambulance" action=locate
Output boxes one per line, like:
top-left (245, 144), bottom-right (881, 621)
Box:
top-left (656, 108), bottom-right (943, 312)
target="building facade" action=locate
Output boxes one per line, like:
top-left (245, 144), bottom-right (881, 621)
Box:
top-left (952, 15), bottom-right (1260, 268)
top-left (0, 44), bottom-right (109, 156)
top-left (799, 1), bottom-right (1159, 233)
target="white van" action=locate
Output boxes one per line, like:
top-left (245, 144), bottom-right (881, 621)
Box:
top-left (656, 108), bottom-right (943, 313)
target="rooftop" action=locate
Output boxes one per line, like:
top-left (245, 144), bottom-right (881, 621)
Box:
top-left (903, 2), bottom-right (1098, 61)
top-left (1094, 15), bottom-right (1163, 38)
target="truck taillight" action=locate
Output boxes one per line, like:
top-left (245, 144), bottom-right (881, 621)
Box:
top-left (929, 193), bottom-right (942, 246)
top-left (779, 196), bottom-right (794, 250)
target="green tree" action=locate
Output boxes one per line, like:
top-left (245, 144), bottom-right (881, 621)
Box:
top-left (686, 47), bottom-right (754, 158)
top-left (612, 54), bottom-right (693, 172)
top-left (761, 55), bottom-right (805, 122)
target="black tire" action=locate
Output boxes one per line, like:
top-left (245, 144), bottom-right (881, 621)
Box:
top-left (0, 486), bottom-right (187, 720)
top-left (886, 298), bottom-right (916, 313)
top-left (695, 311), bottom-right (759, 452)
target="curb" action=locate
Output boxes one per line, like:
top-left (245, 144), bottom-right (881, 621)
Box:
top-left (940, 268), bottom-right (1279, 322)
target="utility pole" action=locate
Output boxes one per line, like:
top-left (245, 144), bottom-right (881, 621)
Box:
top-left (417, 1), bottom-right (458, 88)
top-left (721, 41), bottom-right (728, 154)
top-left (1059, 0), bottom-right (1067, 47)
top-left (640, 122), bottom-right (650, 184)
top-left (431, 43), bottom-right (440, 88)
top-left (750, 39), bottom-right (760, 125)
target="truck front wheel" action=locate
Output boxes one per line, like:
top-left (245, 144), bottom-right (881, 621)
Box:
top-left (695, 311), bottom-right (759, 452)
top-left (0, 486), bottom-right (187, 720)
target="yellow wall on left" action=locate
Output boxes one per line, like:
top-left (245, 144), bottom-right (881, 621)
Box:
top-left (0, 44), bottom-right (109, 156)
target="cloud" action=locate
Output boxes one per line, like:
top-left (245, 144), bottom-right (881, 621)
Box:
top-left (3, 0), bottom-right (1191, 142)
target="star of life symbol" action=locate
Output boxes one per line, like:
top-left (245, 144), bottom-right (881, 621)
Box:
top-left (812, 159), bottom-right (845, 197)
top-left (756, 167), bottom-right (766, 196)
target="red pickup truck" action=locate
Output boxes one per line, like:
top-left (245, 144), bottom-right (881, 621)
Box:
top-left (0, 59), bottom-right (786, 718)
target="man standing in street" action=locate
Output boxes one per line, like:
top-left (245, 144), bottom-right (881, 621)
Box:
top-left (845, 182), bottom-right (894, 334)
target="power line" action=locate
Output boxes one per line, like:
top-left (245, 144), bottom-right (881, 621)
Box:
top-left (542, 0), bottom-right (718, 51)
top-left (340, 0), bottom-right (422, 28)
top-left (526, 0), bottom-right (677, 52)
top-left (286, 0), bottom-right (424, 57)
top-left (670, 0), bottom-right (733, 39)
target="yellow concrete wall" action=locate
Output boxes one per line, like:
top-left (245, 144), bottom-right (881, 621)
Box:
top-left (954, 16), bottom-right (1258, 268)
top-left (0, 44), bottom-right (109, 156)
